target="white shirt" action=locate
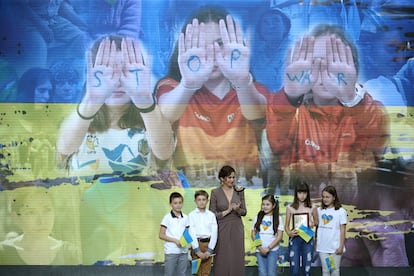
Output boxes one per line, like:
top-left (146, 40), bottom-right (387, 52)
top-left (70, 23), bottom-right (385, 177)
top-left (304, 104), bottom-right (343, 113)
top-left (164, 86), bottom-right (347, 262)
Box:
top-left (188, 208), bottom-right (218, 252)
top-left (160, 211), bottom-right (189, 254)
top-left (70, 128), bottom-right (149, 176)
top-left (316, 207), bottom-right (347, 253)
top-left (251, 215), bottom-right (284, 252)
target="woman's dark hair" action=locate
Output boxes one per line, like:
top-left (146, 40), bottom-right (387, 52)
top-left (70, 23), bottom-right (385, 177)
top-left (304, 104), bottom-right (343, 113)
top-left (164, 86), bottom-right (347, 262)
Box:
top-left (254, 194), bottom-right (280, 235)
top-left (165, 6), bottom-right (229, 82)
top-left (17, 67), bottom-right (53, 103)
top-left (310, 24), bottom-right (359, 75)
top-left (291, 180), bottom-right (312, 209)
top-left (321, 185), bottom-right (342, 210)
top-left (86, 35), bottom-right (145, 132)
top-left (218, 165), bottom-right (236, 180)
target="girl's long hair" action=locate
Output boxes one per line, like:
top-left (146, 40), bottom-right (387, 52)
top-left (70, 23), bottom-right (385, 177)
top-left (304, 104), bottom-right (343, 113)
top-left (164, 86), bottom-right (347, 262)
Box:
top-left (254, 194), bottom-right (280, 235)
top-left (321, 185), bottom-right (342, 210)
top-left (291, 180), bottom-right (312, 209)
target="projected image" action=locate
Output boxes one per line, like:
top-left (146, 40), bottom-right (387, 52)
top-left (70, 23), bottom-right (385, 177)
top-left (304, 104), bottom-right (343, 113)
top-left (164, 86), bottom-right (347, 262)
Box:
top-left (0, 0), bottom-right (413, 270)
top-left (0, 186), bottom-right (81, 265)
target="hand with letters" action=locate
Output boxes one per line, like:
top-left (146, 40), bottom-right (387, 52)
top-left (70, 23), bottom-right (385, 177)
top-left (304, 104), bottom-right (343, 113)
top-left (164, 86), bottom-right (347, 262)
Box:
top-left (178, 18), bottom-right (214, 90)
top-left (320, 35), bottom-right (357, 103)
top-left (215, 15), bottom-right (251, 88)
top-left (85, 37), bottom-right (119, 105)
top-left (121, 38), bottom-right (154, 109)
top-left (284, 36), bottom-right (316, 101)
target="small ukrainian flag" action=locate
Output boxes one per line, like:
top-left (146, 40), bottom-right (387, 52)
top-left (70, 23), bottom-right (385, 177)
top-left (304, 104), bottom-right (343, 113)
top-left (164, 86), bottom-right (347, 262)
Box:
top-left (297, 224), bottom-right (314, 243)
top-left (191, 259), bottom-right (201, 274)
top-left (325, 255), bottom-right (335, 271)
top-left (179, 228), bottom-right (193, 247)
top-left (253, 232), bottom-right (262, 247)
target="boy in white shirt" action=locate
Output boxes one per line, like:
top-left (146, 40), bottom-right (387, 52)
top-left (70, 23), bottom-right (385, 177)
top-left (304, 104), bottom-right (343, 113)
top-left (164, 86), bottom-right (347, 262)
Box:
top-left (159, 192), bottom-right (189, 276)
top-left (188, 190), bottom-right (218, 276)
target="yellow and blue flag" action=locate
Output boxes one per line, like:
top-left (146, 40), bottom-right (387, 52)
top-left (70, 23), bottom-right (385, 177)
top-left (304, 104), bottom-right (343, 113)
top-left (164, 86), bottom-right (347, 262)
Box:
top-left (252, 232), bottom-right (262, 247)
top-left (191, 259), bottom-right (201, 274)
top-left (297, 224), bottom-right (314, 243)
top-left (179, 228), bottom-right (193, 247)
top-left (325, 255), bottom-right (335, 271)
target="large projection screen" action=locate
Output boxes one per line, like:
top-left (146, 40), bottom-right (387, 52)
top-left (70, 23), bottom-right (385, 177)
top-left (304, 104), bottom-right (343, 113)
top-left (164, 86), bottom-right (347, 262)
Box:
top-left (0, 0), bottom-right (413, 271)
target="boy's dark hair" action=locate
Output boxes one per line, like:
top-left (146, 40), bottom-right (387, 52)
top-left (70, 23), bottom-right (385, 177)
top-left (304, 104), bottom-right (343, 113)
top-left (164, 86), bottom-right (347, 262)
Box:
top-left (291, 179), bottom-right (312, 209)
top-left (321, 185), bottom-right (342, 210)
top-left (194, 190), bottom-right (209, 200)
top-left (169, 192), bottom-right (183, 203)
top-left (254, 194), bottom-right (280, 235)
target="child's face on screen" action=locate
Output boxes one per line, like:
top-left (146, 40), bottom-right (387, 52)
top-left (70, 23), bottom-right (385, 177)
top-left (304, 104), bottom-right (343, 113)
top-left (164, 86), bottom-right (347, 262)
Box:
top-left (170, 197), bottom-right (183, 213)
top-left (195, 195), bottom-right (208, 210)
top-left (14, 195), bottom-right (55, 237)
top-left (34, 80), bottom-right (52, 103)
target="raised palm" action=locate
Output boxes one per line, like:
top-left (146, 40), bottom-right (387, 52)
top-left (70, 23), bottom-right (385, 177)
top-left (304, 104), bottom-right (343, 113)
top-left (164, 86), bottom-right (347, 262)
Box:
top-left (321, 36), bottom-right (357, 102)
top-left (86, 38), bottom-right (119, 104)
top-left (284, 36), bottom-right (317, 99)
top-left (215, 15), bottom-right (251, 86)
top-left (121, 38), bottom-right (152, 105)
top-left (178, 18), bottom-right (213, 89)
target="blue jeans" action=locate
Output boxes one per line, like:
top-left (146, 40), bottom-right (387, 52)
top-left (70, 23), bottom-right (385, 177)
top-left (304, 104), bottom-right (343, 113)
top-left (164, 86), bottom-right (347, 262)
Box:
top-left (256, 250), bottom-right (279, 276)
top-left (289, 236), bottom-right (314, 276)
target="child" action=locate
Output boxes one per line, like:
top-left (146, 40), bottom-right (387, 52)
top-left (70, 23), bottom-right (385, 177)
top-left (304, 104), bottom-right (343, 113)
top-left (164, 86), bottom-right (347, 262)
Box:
top-left (251, 194), bottom-right (284, 276)
top-left (0, 186), bottom-right (80, 265)
top-left (159, 192), bottom-right (189, 276)
top-left (156, 7), bottom-right (269, 187)
top-left (188, 190), bottom-right (218, 276)
top-left (266, 24), bottom-right (389, 205)
top-left (316, 185), bottom-right (347, 276)
top-left (57, 35), bottom-right (175, 264)
top-left (285, 181), bottom-right (318, 276)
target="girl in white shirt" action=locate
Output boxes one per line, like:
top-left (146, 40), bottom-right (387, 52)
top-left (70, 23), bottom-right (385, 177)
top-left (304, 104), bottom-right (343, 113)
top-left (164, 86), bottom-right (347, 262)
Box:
top-left (316, 185), bottom-right (347, 276)
top-left (251, 194), bottom-right (284, 276)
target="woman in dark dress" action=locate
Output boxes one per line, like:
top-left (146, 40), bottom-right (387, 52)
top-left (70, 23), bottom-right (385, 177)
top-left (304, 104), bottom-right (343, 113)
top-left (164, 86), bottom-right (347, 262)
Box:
top-left (209, 165), bottom-right (247, 275)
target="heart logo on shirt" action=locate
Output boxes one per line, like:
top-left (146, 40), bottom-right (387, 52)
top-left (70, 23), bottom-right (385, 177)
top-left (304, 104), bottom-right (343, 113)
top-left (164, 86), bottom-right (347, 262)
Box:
top-left (261, 220), bottom-right (271, 231)
top-left (322, 214), bottom-right (333, 224)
